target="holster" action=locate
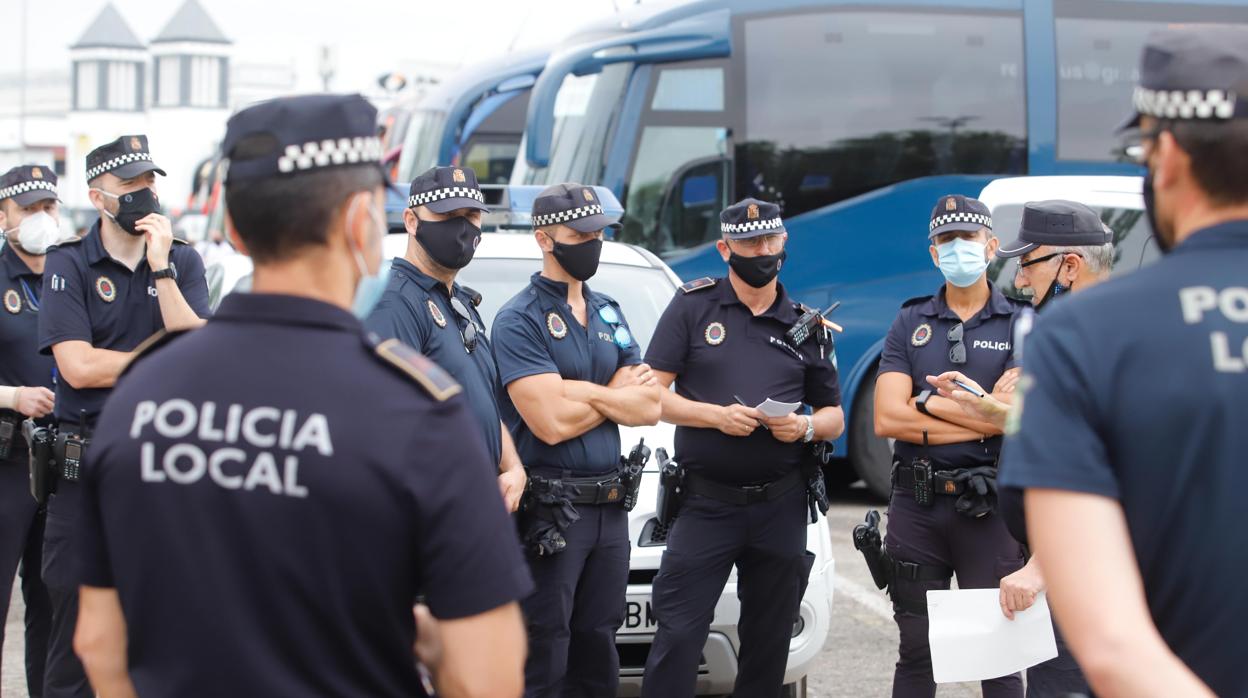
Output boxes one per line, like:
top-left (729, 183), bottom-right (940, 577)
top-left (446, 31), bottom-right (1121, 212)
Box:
top-left (518, 474), bottom-right (582, 557)
top-left (0, 412), bottom-right (18, 460)
top-left (654, 447), bottom-right (684, 526)
top-left (23, 419), bottom-right (55, 505)
top-left (852, 510), bottom-right (892, 590)
top-left (620, 438), bottom-right (651, 512)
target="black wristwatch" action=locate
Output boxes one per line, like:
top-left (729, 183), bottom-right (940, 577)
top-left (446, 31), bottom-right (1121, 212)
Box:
top-left (916, 389), bottom-right (934, 416)
top-left (151, 266), bottom-right (177, 281)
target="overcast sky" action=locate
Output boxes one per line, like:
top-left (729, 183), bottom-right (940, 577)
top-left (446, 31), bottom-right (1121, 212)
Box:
top-left (1, 0), bottom-right (652, 92)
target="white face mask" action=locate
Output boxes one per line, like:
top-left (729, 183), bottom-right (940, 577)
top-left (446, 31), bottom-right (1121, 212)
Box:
top-left (11, 211), bottom-right (64, 256)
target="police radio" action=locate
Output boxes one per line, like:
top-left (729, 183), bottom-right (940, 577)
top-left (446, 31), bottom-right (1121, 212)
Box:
top-left (786, 301), bottom-right (842, 360)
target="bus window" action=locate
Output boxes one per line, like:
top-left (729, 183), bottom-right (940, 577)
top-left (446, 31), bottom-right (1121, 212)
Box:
top-left (736, 9), bottom-right (1026, 219)
top-left (1055, 1), bottom-right (1248, 162)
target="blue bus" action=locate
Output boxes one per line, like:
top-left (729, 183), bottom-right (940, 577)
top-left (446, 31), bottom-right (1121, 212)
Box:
top-left (507, 0), bottom-right (1248, 497)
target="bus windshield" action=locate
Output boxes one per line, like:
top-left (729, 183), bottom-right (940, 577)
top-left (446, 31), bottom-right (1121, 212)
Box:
top-left (397, 108), bottom-right (450, 183)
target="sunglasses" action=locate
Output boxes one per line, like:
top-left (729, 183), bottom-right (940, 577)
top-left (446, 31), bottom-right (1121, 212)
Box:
top-left (948, 322), bottom-right (966, 365)
top-left (449, 296), bottom-right (479, 354)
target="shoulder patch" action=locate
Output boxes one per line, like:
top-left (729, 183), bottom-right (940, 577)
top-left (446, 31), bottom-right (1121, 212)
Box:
top-left (372, 337), bottom-right (462, 402)
top-left (120, 330), bottom-right (187, 378)
top-left (901, 294), bottom-right (933, 309)
top-left (679, 277), bottom-right (717, 294)
top-left (458, 285), bottom-right (483, 307)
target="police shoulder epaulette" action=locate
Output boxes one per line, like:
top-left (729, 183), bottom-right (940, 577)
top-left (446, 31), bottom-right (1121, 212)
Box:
top-left (172, 237), bottom-right (190, 246)
top-left (370, 335), bottom-right (462, 402)
top-left (901, 294), bottom-right (933, 309)
top-left (458, 285), bottom-right (483, 307)
top-left (120, 329), bottom-right (187, 377)
top-left (48, 237), bottom-right (84, 250)
top-left (679, 277), bottom-right (717, 294)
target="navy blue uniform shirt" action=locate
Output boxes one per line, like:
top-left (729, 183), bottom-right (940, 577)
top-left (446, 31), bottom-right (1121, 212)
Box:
top-left (38, 221), bottom-right (210, 424)
top-left (492, 273), bottom-right (642, 475)
top-left (0, 245), bottom-right (55, 454)
top-left (879, 283), bottom-right (1023, 469)
top-left (365, 257), bottom-right (502, 466)
top-left (645, 278), bottom-right (842, 485)
top-left (79, 293), bottom-right (534, 697)
top-left (999, 221), bottom-right (1248, 697)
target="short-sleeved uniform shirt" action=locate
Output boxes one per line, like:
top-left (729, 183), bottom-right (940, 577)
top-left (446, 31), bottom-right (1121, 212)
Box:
top-left (492, 273), bottom-right (642, 475)
top-left (0, 246), bottom-right (55, 458)
top-left (38, 221), bottom-right (211, 425)
top-left (80, 293), bottom-right (535, 697)
top-left (879, 283), bottom-right (1023, 470)
top-left (999, 221), bottom-right (1248, 696)
top-left (645, 278), bottom-right (842, 486)
top-left (365, 258), bottom-right (502, 467)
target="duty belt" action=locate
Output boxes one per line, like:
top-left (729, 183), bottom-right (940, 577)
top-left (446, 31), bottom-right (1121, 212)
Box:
top-left (558, 473), bottom-right (627, 506)
top-left (895, 463), bottom-right (990, 496)
top-left (683, 469), bottom-right (804, 506)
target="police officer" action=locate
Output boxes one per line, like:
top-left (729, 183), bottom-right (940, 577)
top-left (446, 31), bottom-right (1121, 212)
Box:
top-left (641, 198), bottom-right (844, 697)
top-left (929, 200), bottom-right (1113, 697)
top-left (366, 165), bottom-right (526, 510)
top-left (0, 164), bottom-right (61, 697)
top-left (37, 135), bottom-right (210, 697)
top-left (73, 94), bottom-right (533, 696)
top-left (1001, 26), bottom-right (1248, 696)
top-left (873, 194), bottom-right (1027, 698)
top-left (491, 183), bottom-right (662, 697)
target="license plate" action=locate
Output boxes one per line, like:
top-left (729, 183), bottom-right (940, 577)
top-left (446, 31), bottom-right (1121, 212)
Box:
top-left (620, 594), bottom-right (657, 634)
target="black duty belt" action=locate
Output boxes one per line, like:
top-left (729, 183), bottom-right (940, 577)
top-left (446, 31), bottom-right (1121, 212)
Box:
top-left (895, 463), bottom-right (994, 497)
top-left (559, 473), bottom-right (626, 506)
top-left (684, 469), bottom-right (804, 506)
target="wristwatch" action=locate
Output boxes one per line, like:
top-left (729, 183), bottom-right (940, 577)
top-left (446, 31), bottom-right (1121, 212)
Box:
top-left (801, 414), bottom-right (815, 443)
top-left (916, 389), bottom-right (934, 416)
top-left (151, 266), bottom-right (177, 281)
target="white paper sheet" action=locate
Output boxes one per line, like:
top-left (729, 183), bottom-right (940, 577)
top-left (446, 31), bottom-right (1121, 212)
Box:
top-left (755, 398), bottom-right (801, 418)
top-left (927, 589), bottom-right (1058, 684)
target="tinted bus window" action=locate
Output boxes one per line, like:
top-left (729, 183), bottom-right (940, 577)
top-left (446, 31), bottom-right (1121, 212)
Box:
top-left (1055, 1), bottom-right (1248, 161)
top-left (737, 9), bottom-right (1026, 218)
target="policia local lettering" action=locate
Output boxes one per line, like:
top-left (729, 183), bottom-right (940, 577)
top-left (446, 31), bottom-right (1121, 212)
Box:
top-left (1180, 286), bottom-right (1248, 373)
top-left (129, 400), bottom-right (334, 497)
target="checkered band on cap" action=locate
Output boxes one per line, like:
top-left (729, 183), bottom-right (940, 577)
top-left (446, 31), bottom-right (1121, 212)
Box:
top-left (722, 217), bottom-right (782, 234)
top-left (276, 136), bottom-right (383, 174)
top-left (533, 204), bottom-right (604, 227)
top-left (409, 187), bottom-right (486, 208)
top-left (85, 152), bottom-right (153, 180)
top-left (1133, 86), bottom-right (1238, 120)
top-left (929, 212), bottom-right (992, 232)
top-left (0, 179), bottom-right (56, 201)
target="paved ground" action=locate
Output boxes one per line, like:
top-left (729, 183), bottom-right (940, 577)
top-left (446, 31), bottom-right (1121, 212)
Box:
top-left (2, 484), bottom-right (988, 697)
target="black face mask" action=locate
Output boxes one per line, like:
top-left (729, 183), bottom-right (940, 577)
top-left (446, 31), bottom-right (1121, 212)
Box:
top-left (728, 250), bottom-right (786, 288)
top-left (417, 216), bottom-right (481, 270)
top-left (550, 237), bottom-right (603, 281)
top-left (106, 187), bottom-right (161, 236)
top-left (1142, 169), bottom-right (1172, 254)
top-left (1034, 272), bottom-right (1070, 312)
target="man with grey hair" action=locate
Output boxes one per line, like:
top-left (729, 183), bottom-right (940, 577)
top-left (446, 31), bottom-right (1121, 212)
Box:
top-left (927, 199), bottom-right (1112, 697)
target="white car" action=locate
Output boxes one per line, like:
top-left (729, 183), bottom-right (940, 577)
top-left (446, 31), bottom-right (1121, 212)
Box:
top-left (207, 232), bottom-right (834, 697)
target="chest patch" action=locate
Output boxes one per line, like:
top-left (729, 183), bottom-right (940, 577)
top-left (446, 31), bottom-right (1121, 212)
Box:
top-left (911, 323), bottom-right (932, 347)
top-left (95, 276), bottom-right (117, 303)
top-left (3, 289), bottom-right (20, 314)
top-left (547, 312), bottom-right (568, 340)
top-left (704, 321), bottom-right (726, 346)
top-left (427, 299), bottom-right (447, 328)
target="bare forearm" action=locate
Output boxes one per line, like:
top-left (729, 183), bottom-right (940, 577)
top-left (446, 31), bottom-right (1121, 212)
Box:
top-left (811, 405), bottom-right (845, 441)
top-left (56, 347), bottom-right (133, 389)
top-left (921, 395), bottom-right (1003, 436)
top-left (154, 279), bottom-right (206, 332)
top-left (657, 389), bottom-right (727, 429)
top-left (499, 425), bottom-right (523, 474)
top-left (875, 403), bottom-right (985, 445)
top-left (580, 382), bottom-right (661, 427)
top-left (81, 658), bottom-right (138, 698)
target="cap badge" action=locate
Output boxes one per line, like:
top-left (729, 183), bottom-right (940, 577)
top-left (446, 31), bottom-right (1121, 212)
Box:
top-left (427, 299), bottom-right (447, 328)
top-left (547, 312), bottom-right (568, 339)
top-left (95, 276), bottom-right (116, 303)
top-left (911, 323), bottom-right (932, 347)
top-left (747, 203), bottom-right (759, 220)
top-left (452, 169), bottom-right (466, 183)
top-left (3, 289), bottom-right (20, 314)
top-left (945, 197), bottom-right (957, 212)
top-left (704, 321), bottom-right (726, 346)
top-left (582, 189), bottom-right (594, 202)
top-left (31, 167), bottom-right (43, 179)
top-left (129, 137), bottom-right (143, 151)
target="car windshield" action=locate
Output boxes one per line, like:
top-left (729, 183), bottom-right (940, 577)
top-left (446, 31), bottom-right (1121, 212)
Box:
top-left (511, 62), bottom-right (632, 187)
top-left (398, 108), bottom-right (450, 182)
top-left (458, 259), bottom-right (675, 353)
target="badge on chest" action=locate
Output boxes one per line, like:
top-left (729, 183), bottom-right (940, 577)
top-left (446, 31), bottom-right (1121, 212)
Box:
top-left (704, 321), bottom-right (726, 346)
top-left (547, 312), bottom-right (568, 339)
top-left (3, 289), bottom-right (19, 314)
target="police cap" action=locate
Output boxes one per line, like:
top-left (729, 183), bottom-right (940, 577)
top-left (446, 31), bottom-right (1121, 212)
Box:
top-left (997, 200), bottom-right (1112, 259)
top-left (532, 183), bottom-right (620, 234)
top-left (1120, 24), bottom-right (1248, 130)
top-left (720, 197), bottom-right (785, 240)
top-left (85, 135), bottom-right (167, 182)
top-left (0, 164), bottom-right (59, 207)
top-left (929, 194), bottom-right (992, 239)
top-left (408, 166), bottom-right (488, 214)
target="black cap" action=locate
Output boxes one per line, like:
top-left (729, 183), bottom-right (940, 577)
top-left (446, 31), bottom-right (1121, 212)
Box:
top-left (720, 197), bottom-right (786, 240)
top-left (85, 135), bottom-right (166, 182)
top-left (408, 166), bottom-right (488, 214)
top-left (997, 200), bottom-right (1112, 259)
top-left (0, 165), bottom-right (59, 207)
top-left (1120, 24), bottom-right (1248, 131)
top-left (222, 93), bottom-right (385, 184)
top-left (929, 195), bottom-right (992, 239)
top-left (531, 183), bottom-right (620, 234)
